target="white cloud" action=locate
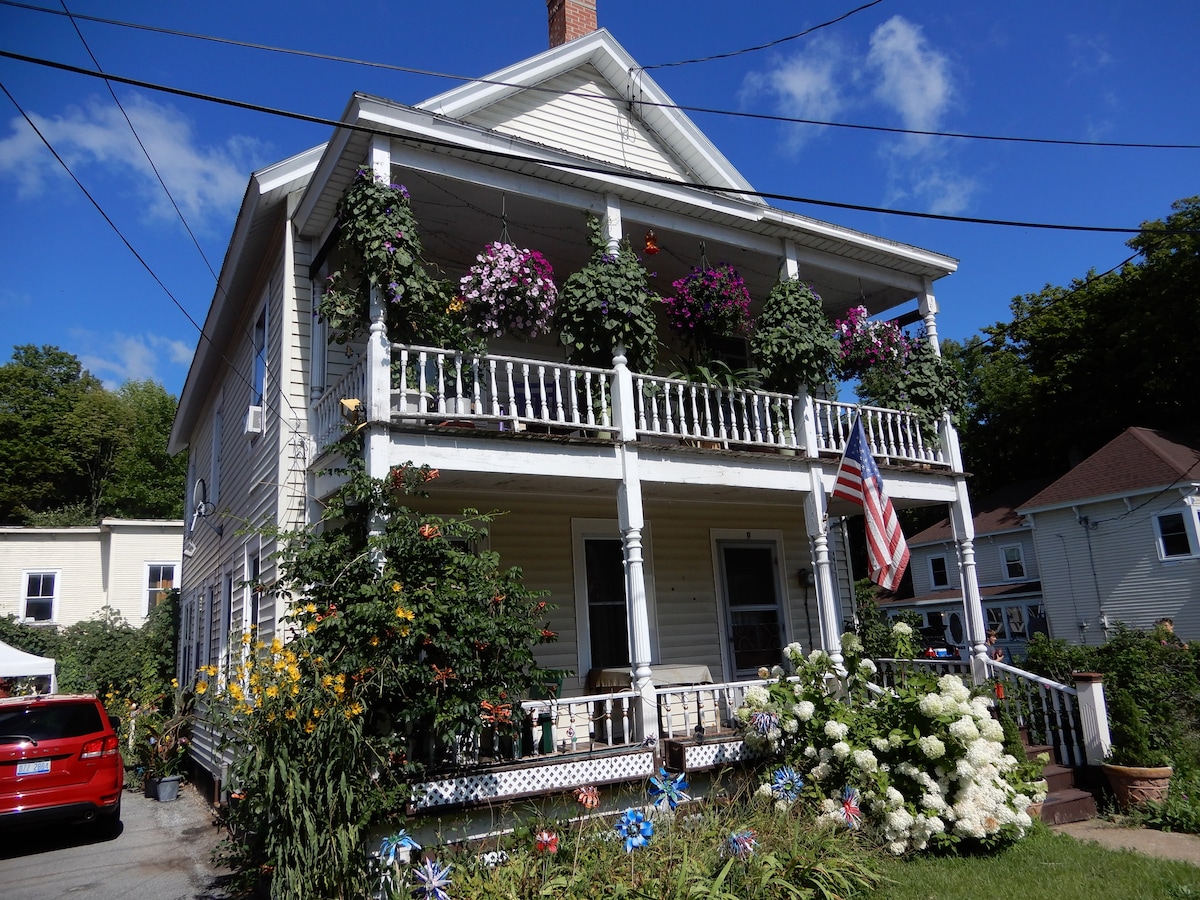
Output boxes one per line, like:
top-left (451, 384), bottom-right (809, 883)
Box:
top-left (867, 16), bottom-right (954, 136)
top-left (0, 92), bottom-right (267, 227)
top-left (75, 331), bottom-right (193, 389)
top-left (1067, 33), bottom-right (1113, 74)
top-left (740, 35), bottom-right (854, 149)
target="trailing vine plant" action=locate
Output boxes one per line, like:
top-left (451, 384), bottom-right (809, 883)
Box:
top-left (556, 215), bottom-right (660, 373)
top-left (317, 169), bottom-right (476, 350)
top-left (749, 279), bottom-right (841, 394)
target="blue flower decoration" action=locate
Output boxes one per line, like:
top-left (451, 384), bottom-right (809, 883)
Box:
top-left (414, 857), bottom-right (452, 900)
top-left (648, 767), bottom-right (690, 810)
top-left (614, 808), bottom-right (654, 853)
top-left (770, 766), bottom-right (803, 802)
top-left (721, 829), bottom-right (758, 860)
top-left (378, 829), bottom-right (421, 866)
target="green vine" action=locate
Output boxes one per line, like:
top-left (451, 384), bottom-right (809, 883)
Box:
top-left (556, 215), bottom-right (660, 372)
top-left (750, 279), bottom-right (841, 393)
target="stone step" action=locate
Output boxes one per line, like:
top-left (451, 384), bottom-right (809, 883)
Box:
top-left (1039, 788), bottom-right (1097, 825)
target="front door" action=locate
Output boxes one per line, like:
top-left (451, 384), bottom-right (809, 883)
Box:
top-left (584, 538), bottom-right (630, 669)
top-left (718, 542), bottom-right (785, 678)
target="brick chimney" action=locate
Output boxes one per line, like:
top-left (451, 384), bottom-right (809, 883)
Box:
top-left (547, 0), bottom-right (597, 48)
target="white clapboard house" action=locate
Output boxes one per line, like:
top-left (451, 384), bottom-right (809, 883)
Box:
top-left (170, 3), bottom-right (1014, 812)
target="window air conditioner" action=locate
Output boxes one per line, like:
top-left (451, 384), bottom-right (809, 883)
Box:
top-left (244, 404), bottom-right (264, 435)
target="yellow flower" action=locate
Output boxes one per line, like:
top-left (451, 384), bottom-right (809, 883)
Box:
top-left (241, 632), bottom-right (252, 646)
top-left (447, 296), bottom-right (465, 314)
top-left (321, 674), bottom-right (334, 688)
top-left (170, 678), bottom-right (178, 689)
top-left (304, 721), bottom-right (316, 734)
top-left (196, 680), bottom-right (209, 695)
top-left (398, 625), bottom-right (410, 638)
top-left (230, 684), bottom-right (245, 702)
top-left (395, 606), bottom-right (414, 621)
top-left (266, 685), bottom-right (279, 699)
top-left (271, 638), bottom-right (283, 654)
top-left (285, 709), bottom-right (297, 720)
top-left (313, 707), bottom-right (324, 718)
top-left (391, 581), bottom-right (402, 593)
top-left (369, 635), bottom-right (380, 647)
top-left (305, 602), bottom-right (317, 614)
top-left (290, 684), bottom-right (299, 696)
top-left (306, 622), bottom-right (317, 634)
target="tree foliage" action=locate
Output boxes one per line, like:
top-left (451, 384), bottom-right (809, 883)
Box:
top-left (0, 345), bottom-right (186, 524)
top-left (946, 196), bottom-right (1200, 493)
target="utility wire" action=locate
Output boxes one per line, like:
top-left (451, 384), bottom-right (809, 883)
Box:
top-left (641, 0), bottom-right (886, 69)
top-left (2, 0), bottom-right (1198, 151)
top-left (3, 48), bottom-right (1194, 237)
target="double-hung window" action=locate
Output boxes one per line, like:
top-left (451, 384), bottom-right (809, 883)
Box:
top-left (1000, 545), bottom-right (1026, 580)
top-left (1155, 509), bottom-right (1200, 559)
top-left (145, 564), bottom-right (176, 617)
top-left (929, 555), bottom-right (950, 588)
top-left (23, 571), bottom-right (57, 622)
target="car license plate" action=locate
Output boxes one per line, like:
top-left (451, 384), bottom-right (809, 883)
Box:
top-left (17, 760), bottom-right (51, 776)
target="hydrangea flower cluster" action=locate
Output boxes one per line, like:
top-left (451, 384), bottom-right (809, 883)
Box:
top-left (833, 305), bottom-right (913, 379)
top-left (662, 263), bottom-right (752, 354)
top-left (737, 639), bottom-right (1047, 854)
top-left (459, 241), bottom-right (558, 340)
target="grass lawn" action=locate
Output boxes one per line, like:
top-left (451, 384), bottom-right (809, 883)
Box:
top-left (866, 823), bottom-right (1200, 900)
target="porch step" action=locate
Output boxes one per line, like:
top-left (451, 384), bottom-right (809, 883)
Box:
top-left (1042, 764), bottom-right (1077, 794)
top-left (1026, 742), bottom-right (1056, 763)
top-left (1039, 788), bottom-right (1098, 825)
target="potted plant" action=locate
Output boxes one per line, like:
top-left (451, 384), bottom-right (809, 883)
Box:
top-left (750, 279), bottom-right (840, 395)
top-left (556, 216), bottom-right (660, 373)
top-left (1101, 687), bottom-right (1174, 809)
top-left (833, 304), bottom-right (910, 381)
top-left (459, 241), bottom-right (558, 341)
top-left (663, 262), bottom-right (751, 361)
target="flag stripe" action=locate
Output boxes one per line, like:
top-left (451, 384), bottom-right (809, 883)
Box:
top-left (831, 416), bottom-right (910, 591)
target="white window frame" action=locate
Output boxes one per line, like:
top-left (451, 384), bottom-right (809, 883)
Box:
top-left (1155, 508), bottom-right (1200, 560)
top-left (243, 539), bottom-right (262, 636)
top-left (571, 518), bottom-right (658, 683)
top-left (1000, 544), bottom-right (1027, 581)
top-left (143, 562), bottom-right (177, 618)
top-left (251, 298), bottom-right (268, 407)
top-left (710, 528), bottom-right (791, 682)
top-left (21, 570), bottom-right (59, 623)
top-left (928, 554), bottom-right (950, 589)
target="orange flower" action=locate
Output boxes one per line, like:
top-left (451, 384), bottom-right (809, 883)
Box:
top-left (418, 523), bottom-right (442, 540)
top-left (424, 468), bottom-right (439, 481)
top-left (431, 665), bottom-right (455, 684)
top-left (575, 785), bottom-right (600, 809)
top-left (480, 700), bottom-right (513, 725)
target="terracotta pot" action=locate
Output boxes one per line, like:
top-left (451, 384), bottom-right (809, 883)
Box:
top-left (1102, 763), bottom-right (1173, 809)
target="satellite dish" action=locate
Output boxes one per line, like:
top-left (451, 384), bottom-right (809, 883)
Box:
top-left (193, 478), bottom-right (215, 518)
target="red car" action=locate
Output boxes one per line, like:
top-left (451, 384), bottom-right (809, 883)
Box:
top-left (0, 694), bottom-right (123, 831)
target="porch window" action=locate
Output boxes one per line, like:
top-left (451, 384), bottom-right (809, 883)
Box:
top-left (986, 606), bottom-right (1006, 637)
top-left (1005, 605), bottom-right (1027, 639)
top-left (929, 555), bottom-right (949, 588)
top-left (22, 571), bottom-right (56, 622)
top-left (1000, 545), bottom-right (1026, 580)
top-left (1156, 511), bottom-right (1198, 559)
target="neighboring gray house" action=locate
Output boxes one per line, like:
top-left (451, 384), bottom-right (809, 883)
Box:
top-left (1018, 427), bottom-right (1200, 646)
top-left (883, 482), bottom-right (1049, 660)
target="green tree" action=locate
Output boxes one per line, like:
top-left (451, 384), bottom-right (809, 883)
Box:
top-left (948, 196), bottom-right (1200, 493)
top-left (104, 381), bottom-right (187, 519)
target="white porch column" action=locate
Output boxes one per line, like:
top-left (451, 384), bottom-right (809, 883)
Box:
top-left (781, 239), bottom-right (801, 281)
top-left (1073, 672), bottom-right (1113, 765)
top-left (603, 193), bottom-right (623, 254)
top-left (919, 276), bottom-right (940, 354)
top-left (803, 465), bottom-right (844, 670)
top-left (949, 474), bottom-right (987, 682)
top-left (365, 136), bottom-right (393, 559)
top-left (613, 346), bottom-right (655, 741)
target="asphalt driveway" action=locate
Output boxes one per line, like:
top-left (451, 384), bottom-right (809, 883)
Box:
top-left (0, 784), bottom-right (230, 900)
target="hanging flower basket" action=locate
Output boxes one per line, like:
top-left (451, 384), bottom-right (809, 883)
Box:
top-left (663, 263), bottom-right (751, 357)
top-left (459, 241), bottom-right (558, 340)
top-left (833, 305), bottom-right (911, 380)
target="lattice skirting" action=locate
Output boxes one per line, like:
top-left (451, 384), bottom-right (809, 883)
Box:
top-left (665, 739), bottom-right (759, 772)
top-left (413, 750), bottom-right (656, 811)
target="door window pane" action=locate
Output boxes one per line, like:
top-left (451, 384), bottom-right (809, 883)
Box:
top-left (585, 539), bottom-right (628, 668)
top-left (721, 545), bottom-right (782, 676)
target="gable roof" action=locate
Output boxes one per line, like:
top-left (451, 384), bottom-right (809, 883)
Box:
top-left (907, 479), bottom-right (1050, 546)
top-left (416, 29), bottom-right (757, 199)
top-left (1019, 427), bottom-right (1200, 514)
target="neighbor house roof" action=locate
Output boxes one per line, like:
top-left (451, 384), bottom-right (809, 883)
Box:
top-left (907, 479), bottom-right (1050, 546)
top-left (1019, 427), bottom-right (1200, 514)
top-left (883, 581), bottom-right (1043, 607)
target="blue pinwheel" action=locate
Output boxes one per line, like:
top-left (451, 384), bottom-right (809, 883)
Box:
top-left (413, 857), bottom-right (452, 900)
top-left (749, 710), bottom-right (781, 736)
top-left (770, 766), bottom-right (803, 802)
top-left (614, 808), bottom-right (655, 852)
top-left (378, 829), bottom-right (421, 867)
top-left (647, 767), bottom-right (690, 810)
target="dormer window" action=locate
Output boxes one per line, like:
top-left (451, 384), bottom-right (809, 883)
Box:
top-left (1155, 508), bottom-right (1200, 559)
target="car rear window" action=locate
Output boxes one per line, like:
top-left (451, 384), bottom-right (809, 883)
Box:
top-left (0, 702), bottom-right (105, 743)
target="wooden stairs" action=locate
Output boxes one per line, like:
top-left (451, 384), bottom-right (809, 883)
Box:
top-left (1025, 735), bottom-right (1098, 825)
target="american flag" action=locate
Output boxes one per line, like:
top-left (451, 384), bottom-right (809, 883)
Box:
top-left (832, 415), bottom-right (910, 591)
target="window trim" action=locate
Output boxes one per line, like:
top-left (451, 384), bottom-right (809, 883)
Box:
top-left (710, 528), bottom-right (791, 682)
top-left (1155, 508), bottom-right (1200, 560)
top-left (21, 569), bottom-right (59, 623)
top-left (143, 562), bottom-right (177, 618)
top-left (928, 554), bottom-right (950, 589)
top-left (999, 544), bottom-right (1027, 581)
top-left (571, 518), bottom-right (658, 682)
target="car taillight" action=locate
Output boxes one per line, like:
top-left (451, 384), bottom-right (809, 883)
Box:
top-left (80, 735), bottom-right (119, 759)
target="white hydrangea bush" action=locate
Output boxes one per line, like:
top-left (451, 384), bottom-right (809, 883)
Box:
top-left (737, 636), bottom-right (1047, 854)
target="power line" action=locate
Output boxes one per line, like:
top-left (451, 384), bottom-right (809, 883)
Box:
top-left (3, 48), bottom-right (1194, 237)
top-left (641, 0), bottom-right (886, 69)
top-left (2, 0), bottom-right (1198, 151)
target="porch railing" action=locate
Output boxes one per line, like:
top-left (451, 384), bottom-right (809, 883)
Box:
top-left (392, 344), bottom-right (615, 434)
top-left (811, 399), bottom-right (947, 466)
top-left (311, 343), bottom-right (954, 469)
top-left (873, 657), bottom-right (972, 687)
top-left (655, 679), bottom-right (769, 741)
top-left (520, 690), bottom-right (642, 756)
top-left (985, 659), bottom-right (1088, 768)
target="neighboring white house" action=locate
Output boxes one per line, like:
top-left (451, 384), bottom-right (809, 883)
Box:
top-left (0, 519), bottom-right (184, 627)
top-left (1019, 427), bottom-right (1200, 646)
top-left (168, 4), bottom-right (988, 801)
top-left (882, 481), bottom-right (1050, 660)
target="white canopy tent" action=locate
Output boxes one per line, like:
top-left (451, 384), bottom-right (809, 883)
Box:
top-left (0, 639), bottom-right (57, 693)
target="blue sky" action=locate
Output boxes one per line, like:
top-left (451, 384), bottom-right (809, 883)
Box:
top-left (1, 0), bottom-right (1196, 397)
